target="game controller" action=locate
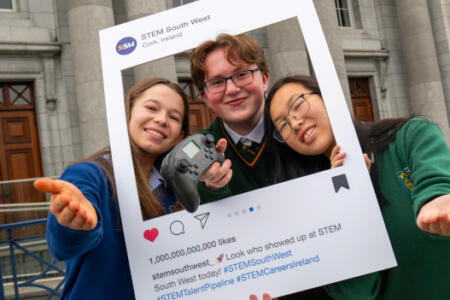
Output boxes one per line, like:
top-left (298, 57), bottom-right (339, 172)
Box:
top-left (160, 134), bottom-right (225, 213)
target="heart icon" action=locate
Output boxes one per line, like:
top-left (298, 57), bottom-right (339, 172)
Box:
top-left (143, 228), bottom-right (159, 242)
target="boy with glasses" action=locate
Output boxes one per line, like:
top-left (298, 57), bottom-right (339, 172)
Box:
top-left (190, 33), bottom-right (271, 200)
top-left (191, 34), bottom-right (333, 300)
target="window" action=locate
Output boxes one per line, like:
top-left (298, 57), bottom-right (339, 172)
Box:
top-left (0, 83), bottom-right (35, 110)
top-left (172, 0), bottom-right (197, 8)
top-left (335, 0), bottom-right (353, 27)
top-left (0, 0), bottom-right (14, 10)
top-left (179, 78), bottom-right (200, 102)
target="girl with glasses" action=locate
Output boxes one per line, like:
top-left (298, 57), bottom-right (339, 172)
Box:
top-left (252, 75), bottom-right (450, 300)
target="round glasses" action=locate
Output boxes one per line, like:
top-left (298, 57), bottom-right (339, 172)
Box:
top-left (272, 93), bottom-right (316, 143)
top-left (202, 68), bottom-right (261, 94)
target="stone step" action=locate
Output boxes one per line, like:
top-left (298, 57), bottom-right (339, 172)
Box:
top-left (2, 277), bottom-right (63, 299)
top-left (1, 238), bottom-right (65, 299)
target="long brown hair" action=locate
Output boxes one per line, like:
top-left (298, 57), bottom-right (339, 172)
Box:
top-left (81, 78), bottom-right (190, 220)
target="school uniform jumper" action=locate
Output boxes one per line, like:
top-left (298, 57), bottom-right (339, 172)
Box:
top-left (46, 162), bottom-right (175, 300)
top-left (325, 117), bottom-right (450, 300)
top-left (198, 117), bottom-right (273, 202)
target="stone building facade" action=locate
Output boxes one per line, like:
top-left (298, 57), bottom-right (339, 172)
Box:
top-left (0, 0), bottom-right (449, 182)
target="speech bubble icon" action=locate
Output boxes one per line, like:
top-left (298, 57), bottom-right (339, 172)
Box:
top-left (170, 220), bottom-right (185, 235)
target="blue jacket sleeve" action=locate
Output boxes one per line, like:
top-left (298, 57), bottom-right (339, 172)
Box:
top-left (46, 162), bottom-right (107, 261)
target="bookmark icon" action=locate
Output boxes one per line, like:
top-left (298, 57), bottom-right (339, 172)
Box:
top-left (332, 174), bottom-right (350, 193)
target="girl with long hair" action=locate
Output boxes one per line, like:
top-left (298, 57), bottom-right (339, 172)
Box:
top-left (34, 78), bottom-right (231, 299)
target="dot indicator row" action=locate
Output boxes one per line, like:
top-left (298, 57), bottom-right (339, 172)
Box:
top-left (227, 205), bottom-right (261, 217)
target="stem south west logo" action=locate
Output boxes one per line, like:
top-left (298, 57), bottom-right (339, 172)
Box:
top-left (116, 37), bottom-right (137, 55)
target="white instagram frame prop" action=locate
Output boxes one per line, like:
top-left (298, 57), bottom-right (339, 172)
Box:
top-left (99, 0), bottom-right (396, 299)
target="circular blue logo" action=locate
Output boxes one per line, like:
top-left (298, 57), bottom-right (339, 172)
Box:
top-left (116, 37), bottom-right (137, 55)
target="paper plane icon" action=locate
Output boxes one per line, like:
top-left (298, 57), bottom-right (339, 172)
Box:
top-left (194, 212), bottom-right (210, 229)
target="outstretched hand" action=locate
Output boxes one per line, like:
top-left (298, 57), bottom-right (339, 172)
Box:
top-left (34, 178), bottom-right (98, 231)
top-left (416, 194), bottom-right (450, 236)
top-left (250, 293), bottom-right (277, 300)
top-left (200, 138), bottom-right (233, 190)
top-left (330, 145), bottom-right (371, 172)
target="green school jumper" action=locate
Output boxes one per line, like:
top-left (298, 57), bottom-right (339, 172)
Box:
top-left (325, 117), bottom-right (450, 300)
top-left (198, 118), bottom-right (333, 299)
top-left (198, 117), bottom-right (273, 203)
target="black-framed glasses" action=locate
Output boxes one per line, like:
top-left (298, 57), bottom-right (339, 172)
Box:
top-left (272, 93), bottom-right (317, 143)
top-left (202, 68), bottom-right (261, 94)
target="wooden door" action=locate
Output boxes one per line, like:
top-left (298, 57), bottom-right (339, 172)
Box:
top-left (349, 78), bottom-right (374, 122)
top-left (189, 102), bottom-right (215, 134)
top-left (179, 79), bottom-right (215, 134)
top-left (0, 83), bottom-right (45, 237)
top-left (0, 110), bottom-right (43, 181)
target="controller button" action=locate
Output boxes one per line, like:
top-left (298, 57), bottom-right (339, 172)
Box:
top-left (194, 170), bottom-right (199, 175)
top-left (189, 168), bottom-right (195, 174)
top-left (194, 164), bottom-right (199, 168)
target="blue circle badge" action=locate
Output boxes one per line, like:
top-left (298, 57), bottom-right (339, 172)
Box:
top-left (116, 37), bottom-right (137, 55)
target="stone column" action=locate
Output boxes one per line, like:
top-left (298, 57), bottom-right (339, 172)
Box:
top-left (428, 0), bottom-right (450, 135)
top-left (266, 18), bottom-right (310, 83)
top-left (313, 0), bottom-right (352, 109)
top-left (125, 0), bottom-right (178, 83)
top-left (395, 0), bottom-right (450, 142)
top-left (67, 0), bottom-right (115, 156)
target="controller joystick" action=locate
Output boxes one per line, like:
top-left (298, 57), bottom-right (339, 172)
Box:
top-left (176, 159), bottom-right (189, 173)
top-left (160, 134), bottom-right (225, 213)
top-left (205, 134), bottom-right (215, 148)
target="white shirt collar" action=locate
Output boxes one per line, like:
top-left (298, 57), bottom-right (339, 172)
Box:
top-left (223, 115), bottom-right (265, 146)
top-left (148, 166), bottom-right (167, 191)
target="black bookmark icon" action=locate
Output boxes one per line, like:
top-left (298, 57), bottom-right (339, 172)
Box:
top-left (332, 174), bottom-right (349, 193)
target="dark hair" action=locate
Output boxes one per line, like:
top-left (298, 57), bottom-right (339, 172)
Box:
top-left (266, 75), bottom-right (414, 206)
top-left (78, 78), bottom-right (190, 220)
top-left (267, 75), bottom-right (322, 101)
top-left (353, 117), bottom-right (414, 205)
top-left (265, 75), bottom-right (329, 183)
top-left (190, 33), bottom-right (269, 90)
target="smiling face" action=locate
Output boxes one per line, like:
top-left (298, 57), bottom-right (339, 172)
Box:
top-left (129, 84), bottom-right (185, 156)
top-left (270, 82), bottom-right (336, 157)
top-left (201, 48), bottom-right (269, 135)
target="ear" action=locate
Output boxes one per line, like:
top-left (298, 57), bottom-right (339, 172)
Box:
top-left (262, 71), bottom-right (269, 93)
